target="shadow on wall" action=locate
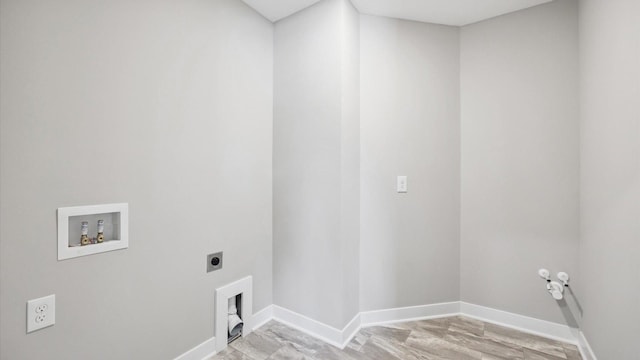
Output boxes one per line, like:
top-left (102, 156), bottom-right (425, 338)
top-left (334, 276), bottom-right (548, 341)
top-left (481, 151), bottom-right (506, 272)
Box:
top-left (557, 287), bottom-right (584, 329)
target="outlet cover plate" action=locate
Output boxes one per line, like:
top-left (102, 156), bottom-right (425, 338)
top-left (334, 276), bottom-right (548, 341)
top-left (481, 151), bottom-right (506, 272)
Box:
top-left (397, 176), bottom-right (408, 193)
top-left (207, 252), bottom-right (223, 273)
top-left (27, 294), bottom-right (55, 333)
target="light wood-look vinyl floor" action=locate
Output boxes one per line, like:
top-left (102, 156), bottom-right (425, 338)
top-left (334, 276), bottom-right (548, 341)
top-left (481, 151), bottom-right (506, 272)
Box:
top-left (209, 315), bottom-right (582, 360)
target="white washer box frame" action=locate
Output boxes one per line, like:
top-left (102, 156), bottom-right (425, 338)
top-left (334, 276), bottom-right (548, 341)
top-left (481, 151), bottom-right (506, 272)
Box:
top-left (57, 203), bottom-right (129, 260)
top-left (215, 276), bottom-right (253, 352)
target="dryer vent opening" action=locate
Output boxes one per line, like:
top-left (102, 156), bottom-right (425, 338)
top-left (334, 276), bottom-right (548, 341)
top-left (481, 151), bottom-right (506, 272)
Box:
top-left (227, 294), bottom-right (243, 344)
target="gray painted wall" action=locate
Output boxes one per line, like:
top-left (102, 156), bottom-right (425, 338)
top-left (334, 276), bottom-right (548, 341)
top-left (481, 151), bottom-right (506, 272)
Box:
top-left (460, 0), bottom-right (580, 324)
top-left (579, 0), bottom-right (640, 358)
top-left (339, 0), bottom-right (361, 324)
top-left (359, 15), bottom-right (461, 311)
top-left (273, 0), bottom-right (360, 329)
top-left (0, 0), bottom-right (273, 358)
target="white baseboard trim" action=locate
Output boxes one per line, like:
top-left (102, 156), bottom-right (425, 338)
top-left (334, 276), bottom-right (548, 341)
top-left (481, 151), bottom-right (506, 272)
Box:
top-left (174, 305), bottom-right (273, 360)
top-left (178, 301), bottom-right (594, 359)
top-left (272, 305), bottom-right (359, 348)
top-left (341, 312), bottom-right (362, 346)
top-left (460, 302), bottom-right (576, 344)
top-left (360, 302), bottom-right (460, 327)
top-left (251, 305), bottom-right (274, 331)
top-left (173, 336), bottom-right (216, 360)
top-left (577, 331), bottom-right (597, 360)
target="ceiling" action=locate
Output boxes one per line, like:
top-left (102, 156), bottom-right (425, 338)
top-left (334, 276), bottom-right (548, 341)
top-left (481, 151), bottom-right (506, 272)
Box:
top-left (241, 0), bottom-right (553, 25)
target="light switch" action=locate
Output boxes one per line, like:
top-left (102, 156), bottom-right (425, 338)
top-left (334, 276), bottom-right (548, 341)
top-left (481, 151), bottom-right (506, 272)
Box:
top-left (397, 176), bottom-right (407, 193)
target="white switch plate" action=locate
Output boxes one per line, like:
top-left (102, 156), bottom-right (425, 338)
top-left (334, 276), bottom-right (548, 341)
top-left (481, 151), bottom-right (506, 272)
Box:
top-left (397, 176), bottom-right (408, 193)
top-left (27, 294), bottom-right (55, 333)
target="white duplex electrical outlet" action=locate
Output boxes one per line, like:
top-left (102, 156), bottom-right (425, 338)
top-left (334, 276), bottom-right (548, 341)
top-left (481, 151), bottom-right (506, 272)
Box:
top-left (27, 294), bottom-right (55, 333)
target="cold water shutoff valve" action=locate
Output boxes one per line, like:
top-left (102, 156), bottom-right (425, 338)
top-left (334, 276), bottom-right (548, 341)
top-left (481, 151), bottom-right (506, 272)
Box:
top-left (538, 269), bottom-right (570, 300)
